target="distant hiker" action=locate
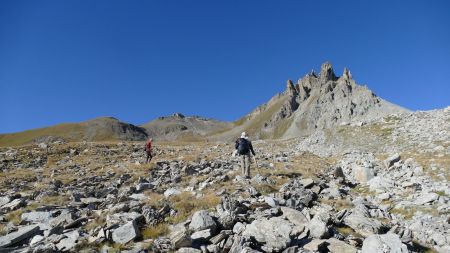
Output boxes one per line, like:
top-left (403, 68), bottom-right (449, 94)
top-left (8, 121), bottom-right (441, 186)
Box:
top-left (235, 132), bottom-right (256, 179)
top-left (145, 138), bottom-right (153, 163)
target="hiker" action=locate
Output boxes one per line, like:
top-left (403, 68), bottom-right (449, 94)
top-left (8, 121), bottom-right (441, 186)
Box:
top-left (235, 132), bottom-right (256, 179)
top-left (144, 138), bottom-right (153, 163)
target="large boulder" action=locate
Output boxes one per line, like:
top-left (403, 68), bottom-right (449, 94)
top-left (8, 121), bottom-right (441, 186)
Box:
top-left (361, 233), bottom-right (409, 253)
top-left (242, 217), bottom-right (293, 252)
top-left (308, 213), bottom-right (329, 239)
top-left (0, 225), bottom-right (41, 248)
top-left (112, 220), bottom-right (140, 244)
top-left (169, 223), bottom-right (192, 249)
top-left (280, 207), bottom-right (309, 232)
top-left (189, 210), bottom-right (216, 232)
top-left (344, 212), bottom-right (383, 237)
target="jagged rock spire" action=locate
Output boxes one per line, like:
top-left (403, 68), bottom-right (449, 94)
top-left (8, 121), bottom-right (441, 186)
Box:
top-left (286, 80), bottom-right (298, 95)
top-left (343, 67), bottom-right (353, 80)
top-left (320, 62), bottom-right (337, 82)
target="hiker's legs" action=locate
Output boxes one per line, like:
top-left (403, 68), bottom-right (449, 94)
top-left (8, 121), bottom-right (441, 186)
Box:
top-left (146, 152), bottom-right (152, 163)
top-left (244, 154), bottom-right (251, 178)
top-left (241, 155), bottom-right (246, 176)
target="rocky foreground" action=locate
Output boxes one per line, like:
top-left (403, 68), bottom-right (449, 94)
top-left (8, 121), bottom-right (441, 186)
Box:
top-left (0, 110), bottom-right (449, 253)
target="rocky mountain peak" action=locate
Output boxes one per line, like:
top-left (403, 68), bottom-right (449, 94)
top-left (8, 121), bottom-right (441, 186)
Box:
top-left (319, 61), bottom-right (337, 82)
top-left (172, 113), bottom-right (185, 118)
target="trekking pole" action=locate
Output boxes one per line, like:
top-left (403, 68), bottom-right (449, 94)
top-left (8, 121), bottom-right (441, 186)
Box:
top-left (253, 155), bottom-right (262, 175)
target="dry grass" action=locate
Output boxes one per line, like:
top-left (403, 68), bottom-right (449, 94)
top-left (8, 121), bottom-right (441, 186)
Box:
top-left (38, 195), bottom-right (71, 206)
top-left (390, 206), bottom-right (441, 220)
top-left (142, 223), bottom-right (169, 239)
top-left (0, 224), bottom-right (6, 236)
top-left (6, 209), bottom-right (23, 225)
top-left (319, 198), bottom-right (353, 211)
top-left (84, 215), bottom-right (106, 232)
top-left (142, 192), bottom-right (165, 206)
top-left (401, 151), bottom-right (450, 181)
top-left (351, 185), bottom-right (376, 197)
top-left (167, 192), bottom-right (220, 224)
top-left (336, 226), bottom-right (362, 238)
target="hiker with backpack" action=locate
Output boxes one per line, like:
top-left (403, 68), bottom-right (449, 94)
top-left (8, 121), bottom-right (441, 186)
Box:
top-left (144, 137), bottom-right (153, 163)
top-left (235, 132), bottom-right (256, 179)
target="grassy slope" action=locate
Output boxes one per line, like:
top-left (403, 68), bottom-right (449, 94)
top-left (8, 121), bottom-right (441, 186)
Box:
top-left (0, 123), bottom-right (86, 147)
top-left (212, 94), bottom-right (291, 140)
top-left (0, 118), bottom-right (128, 147)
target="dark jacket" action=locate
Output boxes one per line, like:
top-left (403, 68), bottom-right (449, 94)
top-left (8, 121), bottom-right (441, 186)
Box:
top-left (235, 138), bottom-right (255, 156)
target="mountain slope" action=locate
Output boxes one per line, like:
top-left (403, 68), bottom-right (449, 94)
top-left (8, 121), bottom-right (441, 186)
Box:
top-left (0, 117), bottom-right (148, 147)
top-left (214, 62), bottom-right (409, 140)
top-left (141, 113), bottom-right (232, 141)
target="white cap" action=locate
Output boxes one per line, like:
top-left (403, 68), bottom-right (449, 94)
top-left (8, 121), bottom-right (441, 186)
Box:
top-left (241, 132), bottom-right (247, 138)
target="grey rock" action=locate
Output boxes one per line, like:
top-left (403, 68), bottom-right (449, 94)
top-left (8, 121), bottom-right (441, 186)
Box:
top-left (112, 220), bottom-right (140, 244)
top-left (264, 196), bottom-right (279, 208)
top-left (326, 238), bottom-right (357, 253)
top-left (361, 233), bottom-right (409, 253)
top-left (209, 230), bottom-right (232, 244)
top-left (109, 203), bottom-right (130, 214)
top-left (49, 210), bottom-right (76, 227)
top-left (0, 198), bottom-right (26, 212)
top-left (30, 234), bottom-right (44, 246)
top-left (164, 188), bottom-right (182, 198)
top-left (56, 230), bottom-right (80, 252)
top-left (21, 211), bottom-right (53, 223)
top-left (233, 222), bottom-right (246, 235)
top-left (107, 212), bottom-right (143, 227)
top-left (80, 197), bottom-right (104, 205)
top-left (0, 196), bottom-right (11, 207)
top-left (190, 229), bottom-right (213, 241)
top-left (303, 239), bottom-right (327, 252)
top-left (129, 193), bottom-right (147, 201)
top-left (177, 248), bottom-right (202, 253)
top-left (280, 207), bottom-right (308, 232)
top-left (414, 192), bottom-right (439, 205)
top-left (344, 212), bottom-right (383, 237)
top-left (300, 178), bottom-right (314, 188)
top-left (0, 224), bottom-right (41, 248)
top-left (135, 182), bottom-right (153, 192)
top-left (308, 212), bottom-right (329, 239)
top-left (242, 217), bottom-right (293, 252)
top-left (384, 154), bottom-right (401, 168)
top-left (169, 223), bottom-right (192, 249)
top-left (353, 166), bottom-right (374, 183)
top-left (189, 210), bottom-right (216, 232)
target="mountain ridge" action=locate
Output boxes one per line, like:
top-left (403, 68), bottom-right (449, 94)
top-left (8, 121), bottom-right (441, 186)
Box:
top-left (0, 62), bottom-right (410, 146)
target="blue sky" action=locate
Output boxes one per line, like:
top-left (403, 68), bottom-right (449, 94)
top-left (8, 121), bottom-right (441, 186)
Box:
top-left (1, 0), bottom-right (449, 133)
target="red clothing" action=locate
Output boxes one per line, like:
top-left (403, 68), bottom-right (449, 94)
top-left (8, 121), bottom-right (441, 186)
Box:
top-left (145, 140), bottom-right (152, 153)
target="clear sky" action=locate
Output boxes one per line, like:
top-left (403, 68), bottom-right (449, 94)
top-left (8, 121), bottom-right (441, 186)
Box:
top-left (1, 1), bottom-right (449, 134)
